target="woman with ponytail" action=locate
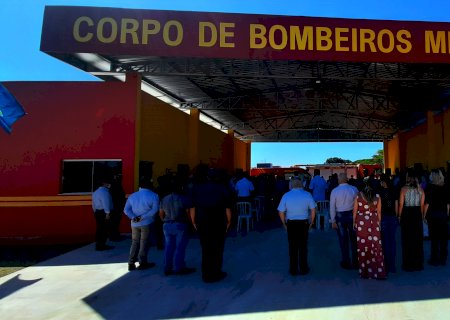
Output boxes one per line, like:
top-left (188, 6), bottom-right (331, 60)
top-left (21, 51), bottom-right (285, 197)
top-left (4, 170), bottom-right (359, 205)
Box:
top-left (353, 181), bottom-right (387, 279)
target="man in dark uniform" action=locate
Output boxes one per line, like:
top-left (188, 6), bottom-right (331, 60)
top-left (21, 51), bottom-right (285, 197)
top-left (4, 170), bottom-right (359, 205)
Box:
top-left (189, 165), bottom-right (232, 283)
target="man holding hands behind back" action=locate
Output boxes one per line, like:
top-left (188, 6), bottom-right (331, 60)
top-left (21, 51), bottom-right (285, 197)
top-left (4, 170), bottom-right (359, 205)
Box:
top-left (330, 173), bottom-right (359, 270)
top-left (278, 177), bottom-right (316, 276)
top-left (124, 177), bottom-right (159, 271)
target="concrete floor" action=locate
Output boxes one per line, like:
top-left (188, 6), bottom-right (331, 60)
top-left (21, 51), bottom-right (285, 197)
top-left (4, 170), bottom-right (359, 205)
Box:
top-left (1, 222), bottom-right (450, 320)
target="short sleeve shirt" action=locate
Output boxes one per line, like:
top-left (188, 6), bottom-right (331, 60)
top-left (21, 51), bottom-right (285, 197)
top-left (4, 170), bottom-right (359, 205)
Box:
top-left (277, 189), bottom-right (316, 220)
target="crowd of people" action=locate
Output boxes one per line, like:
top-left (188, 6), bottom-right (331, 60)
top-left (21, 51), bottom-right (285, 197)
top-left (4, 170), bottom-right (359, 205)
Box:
top-left (91, 164), bottom-right (450, 282)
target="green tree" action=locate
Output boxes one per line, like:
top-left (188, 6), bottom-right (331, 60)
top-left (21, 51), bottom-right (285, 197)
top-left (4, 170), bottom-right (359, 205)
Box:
top-left (355, 149), bottom-right (384, 166)
top-left (324, 157), bottom-right (352, 164)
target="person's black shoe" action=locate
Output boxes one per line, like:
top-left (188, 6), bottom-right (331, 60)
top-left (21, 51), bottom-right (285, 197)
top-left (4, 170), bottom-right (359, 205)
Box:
top-left (137, 262), bottom-right (156, 270)
top-left (164, 269), bottom-right (174, 276)
top-left (299, 267), bottom-right (310, 275)
top-left (174, 267), bottom-right (196, 275)
top-left (428, 259), bottom-right (440, 267)
top-left (128, 263), bottom-right (136, 271)
top-left (96, 245), bottom-right (114, 251)
top-left (340, 261), bottom-right (352, 270)
top-left (289, 269), bottom-right (299, 276)
top-left (203, 271), bottom-right (227, 283)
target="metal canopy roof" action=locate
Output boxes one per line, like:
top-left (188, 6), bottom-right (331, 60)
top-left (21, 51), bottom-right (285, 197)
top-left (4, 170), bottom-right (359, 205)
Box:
top-left (56, 53), bottom-right (450, 142)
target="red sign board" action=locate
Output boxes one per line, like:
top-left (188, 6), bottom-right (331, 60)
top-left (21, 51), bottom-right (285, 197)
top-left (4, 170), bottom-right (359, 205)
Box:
top-left (41, 6), bottom-right (450, 63)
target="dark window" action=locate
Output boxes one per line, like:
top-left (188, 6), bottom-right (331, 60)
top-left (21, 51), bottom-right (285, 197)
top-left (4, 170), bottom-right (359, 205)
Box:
top-left (61, 160), bottom-right (122, 194)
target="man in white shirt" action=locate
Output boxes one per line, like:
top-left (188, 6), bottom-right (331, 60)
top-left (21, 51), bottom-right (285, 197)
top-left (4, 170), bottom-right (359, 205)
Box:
top-left (278, 178), bottom-right (316, 276)
top-left (124, 178), bottom-right (159, 271)
top-left (330, 173), bottom-right (359, 269)
top-left (92, 177), bottom-right (114, 251)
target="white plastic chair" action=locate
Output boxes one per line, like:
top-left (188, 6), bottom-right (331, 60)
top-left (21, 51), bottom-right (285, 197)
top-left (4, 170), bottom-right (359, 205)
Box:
top-left (252, 197), bottom-right (262, 222)
top-left (315, 200), bottom-right (330, 231)
top-left (236, 202), bottom-right (253, 232)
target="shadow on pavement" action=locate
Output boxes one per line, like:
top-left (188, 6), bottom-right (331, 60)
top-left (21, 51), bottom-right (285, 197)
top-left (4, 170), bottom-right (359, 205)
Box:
top-left (80, 221), bottom-right (450, 319)
top-left (0, 274), bottom-right (42, 299)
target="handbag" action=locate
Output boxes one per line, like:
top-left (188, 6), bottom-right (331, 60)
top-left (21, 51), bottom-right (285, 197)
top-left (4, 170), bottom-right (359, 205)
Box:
top-left (423, 220), bottom-right (429, 238)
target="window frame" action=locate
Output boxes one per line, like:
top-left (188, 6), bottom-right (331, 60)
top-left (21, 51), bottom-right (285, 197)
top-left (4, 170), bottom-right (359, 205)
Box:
top-left (60, 159), bottom-right (122, 195)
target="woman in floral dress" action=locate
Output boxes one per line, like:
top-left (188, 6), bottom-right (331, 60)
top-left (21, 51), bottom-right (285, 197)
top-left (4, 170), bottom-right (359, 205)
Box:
top-left (353, 184), bottom-right (387, 280)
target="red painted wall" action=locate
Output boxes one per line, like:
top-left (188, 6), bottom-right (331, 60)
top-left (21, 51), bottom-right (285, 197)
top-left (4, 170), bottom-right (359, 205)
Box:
top-left (0, 80), bottom-right (137, 244)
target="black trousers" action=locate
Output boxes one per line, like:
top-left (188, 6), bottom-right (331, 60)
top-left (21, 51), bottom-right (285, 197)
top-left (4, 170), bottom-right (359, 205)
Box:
top-left (197, 221), bottom-right (227, 281)
top-left (94, 210), bottom-right (108, 249)
top-left (428, 214), bottom-right (448, 264)
top-left (109, 209), bottom-right (122, 240)
top-left (287, 219), bottom-right (310, 273)
top-left (401, 206), bottom-right (424, 271)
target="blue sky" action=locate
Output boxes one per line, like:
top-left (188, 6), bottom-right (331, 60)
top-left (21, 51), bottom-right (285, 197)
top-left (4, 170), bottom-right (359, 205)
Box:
top-left (3, 0), bottom-right (449, 167)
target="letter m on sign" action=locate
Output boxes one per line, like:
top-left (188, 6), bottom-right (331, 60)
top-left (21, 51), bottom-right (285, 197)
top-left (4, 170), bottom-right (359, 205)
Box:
top-left (0, 83), bottom-right (26, 134)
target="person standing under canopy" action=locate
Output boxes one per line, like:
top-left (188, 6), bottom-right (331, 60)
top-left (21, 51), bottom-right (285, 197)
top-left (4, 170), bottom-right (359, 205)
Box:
top-left (235, 171), bottom-right (255, 202)
top-left (309, 169), bottom-right (328, 202)
top-left (398, 171), bottom-right (425, 272)
top-left (278, 177), bottom-right (316, 276)
top-left (379, 174), bottom-right (399, 274)
top-left (353, 183), bottom-right (387, 280)
top-left (424, 169), bottom-right (449, 267)
top-left (190, 165), bottom-right (232, 283)
top-left (159, 178), bottom-right (196, 276)
top-left (330, 173), bottom-right (359, 270)
top-left (124, 177), bottom-right (160, 271)
top-left (91, 176), bottom-right (114, 251)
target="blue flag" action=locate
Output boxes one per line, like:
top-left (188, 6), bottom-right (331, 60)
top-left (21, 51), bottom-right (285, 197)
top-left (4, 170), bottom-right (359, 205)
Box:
top-left (0, 83), bottom-right (26, 134)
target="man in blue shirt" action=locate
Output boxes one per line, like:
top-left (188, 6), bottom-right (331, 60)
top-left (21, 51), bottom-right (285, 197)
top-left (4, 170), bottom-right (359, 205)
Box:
top-left (92, 177), bottom-right (114, 251)
top-left (330, 173), bottom-right (359, 269)
top-left (235, 171), bottom-right (254, 202)
top-left (278, 178), bottom-right (316, 276)
top-left (124, 178), bottom-right (159, 271)
top-left (309, 169), bottom-right (328, 202)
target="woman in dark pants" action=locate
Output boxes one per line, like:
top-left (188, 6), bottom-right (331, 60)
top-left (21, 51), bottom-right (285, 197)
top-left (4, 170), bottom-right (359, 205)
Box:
top-left (424, 169), bottom-right (449, 266)
top-left (379, 174), bottom-right (399, 273)
top-left (398, 172), bottom-right (425, 272)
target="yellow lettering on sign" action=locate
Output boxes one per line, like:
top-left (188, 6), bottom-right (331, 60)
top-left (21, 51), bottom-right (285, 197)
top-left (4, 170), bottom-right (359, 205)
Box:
top-left (73, 16), bottom-right (94, 42)
top-left (163, 20), bottom-right (183, 46)
top-left (220, 22), bottom-right (235, 48)
top-left (425, 30), bottom-right (447, 53)
top-left (396, 30), bottom-right (412, 53)
top-left (120, 18), bottom-right (139, 44)
top-left (359, 29), bottom-right (376, 52)
top-left (377, 29), bottom-right (395, 53)
top-left (142, 19), bottom-right (161, 45)
top-left (290, 26), bottom-right (313, 50)
top-left (335, 27), bottom-right (349, 52)
top-left (97, 17), bottom-right (118, 44)
top-left (316, 27), bottom-right (333, 51)
top-left (269, 25), bottom-right (288, 50)
top-left (250, 24), bottom-right (267, 49)
top-left (351, 28), bottom-right (358, 52)
top-left (199, 22), bottom-right (217, 47)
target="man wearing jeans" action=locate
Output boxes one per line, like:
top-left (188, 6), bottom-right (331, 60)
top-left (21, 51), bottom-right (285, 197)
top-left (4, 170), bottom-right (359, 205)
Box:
top-left (159, 179), bottom-right (196, 276)
top-left (124, 178), bottom-right (159, 271)
top-left (330, 173), bottom-right (359, 269)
